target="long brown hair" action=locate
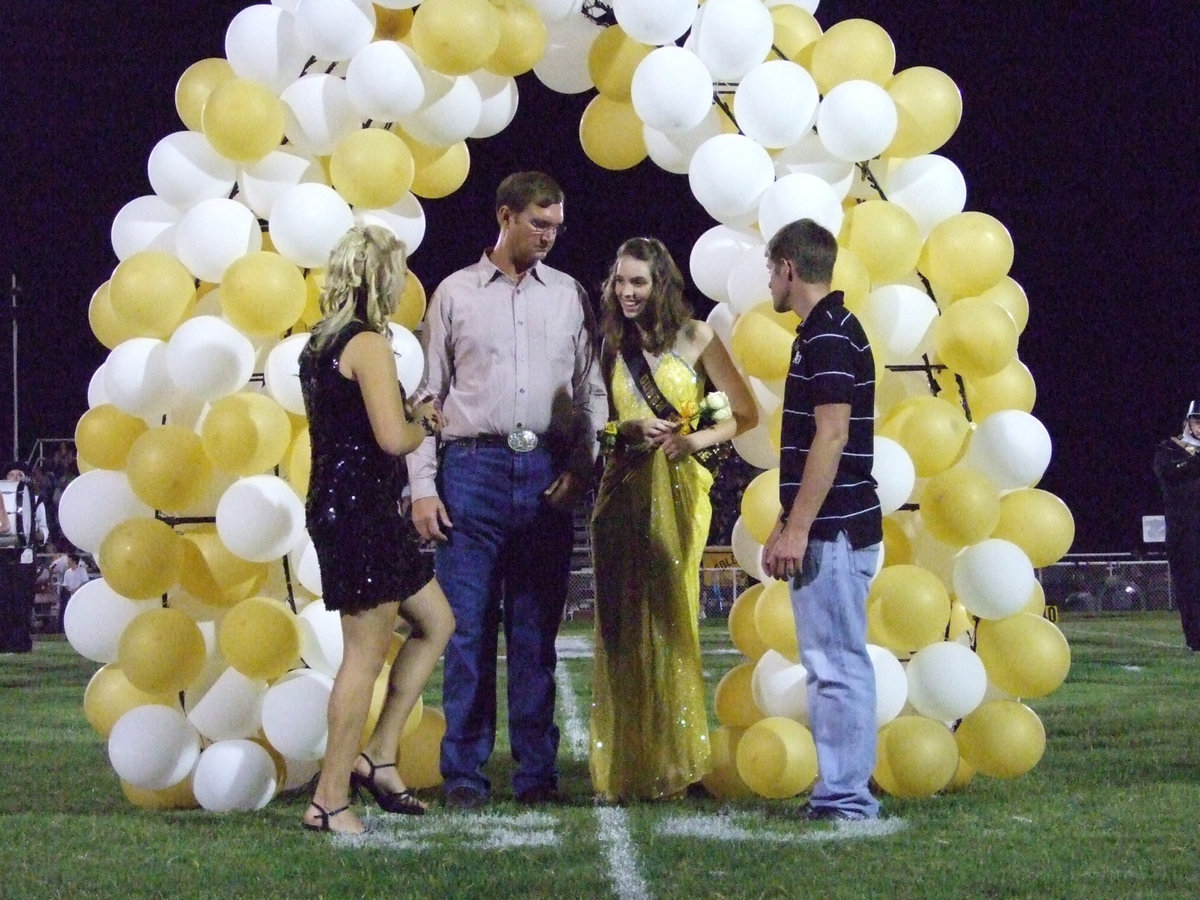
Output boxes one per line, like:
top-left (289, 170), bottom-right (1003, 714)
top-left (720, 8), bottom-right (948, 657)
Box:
top-left (599, 237), bottom-right (691, 359)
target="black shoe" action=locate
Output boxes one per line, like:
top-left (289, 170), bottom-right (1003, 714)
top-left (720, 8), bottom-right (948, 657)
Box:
top-left (351, 753), bottom-right (427, 816)
top-left (515, 785), bottom-right (562, 805)
top-left (445, 785), bottom-right (486, 810)
top-left (800, 803), bottom-right (869, 822)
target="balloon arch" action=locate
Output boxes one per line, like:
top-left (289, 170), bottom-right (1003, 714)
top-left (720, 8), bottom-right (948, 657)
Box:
top-left (63, 0), bottom-right (1073, 810)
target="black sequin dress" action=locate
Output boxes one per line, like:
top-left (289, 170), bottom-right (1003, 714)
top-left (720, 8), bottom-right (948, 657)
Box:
top-left (299, 321), bottom-right (431, 614)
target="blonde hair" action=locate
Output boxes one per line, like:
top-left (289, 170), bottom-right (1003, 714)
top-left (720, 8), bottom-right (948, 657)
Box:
top-left (311, 225), bottom-right (407, 350)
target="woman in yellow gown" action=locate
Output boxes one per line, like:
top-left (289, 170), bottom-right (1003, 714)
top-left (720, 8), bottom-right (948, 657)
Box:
top-left (590, 237), bottom-right (757, 801)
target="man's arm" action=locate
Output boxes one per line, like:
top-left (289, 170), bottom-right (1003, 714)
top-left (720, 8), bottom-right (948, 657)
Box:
top-left (407, 286), bottom-right (455, 539)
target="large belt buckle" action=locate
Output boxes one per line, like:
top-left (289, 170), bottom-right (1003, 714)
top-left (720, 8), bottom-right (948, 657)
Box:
top-left (507, 427), bottom-right (538, 453)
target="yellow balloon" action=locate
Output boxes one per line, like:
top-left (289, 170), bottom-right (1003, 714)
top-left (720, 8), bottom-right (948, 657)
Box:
top-left (991, 489), bottom-right (1075, 567)
top-left (748, 300), bottom-right (801, 334)
top-left (918, 466), bottom-right (1001, 548)
top-left (976, 613), bottom-right (1071, 699)
top-left (735, 717), bottom-right (818, 799)
top-left (486, 0), bottom-right (547, 77)
top-left (839, 200), bottom-right (922, 285)
top-left (729, 311), bottom-right (793, 382)
top-left (75, 404), bottom-right (149, 470)
top-left (284, 426), bottom-right (312, 498)
top-left (808, 18), bottom-right (896, 93)
top-left (947, 599), bottom-right (973, 642)
top-left (884, 66), bottom-right (963, 158)
top-left (932, 298), bottom-right (1019, 380)
top-left (121, 776), bottom-right (198, 810)
top-left (867, 564), bottom-right (950, 652)
top-left (831, 245), bottom-right (871, 313)
top-left (396, 706), bottom-right (447, 789)
top-left (126, 425), bottom-right (214, 512)
top-left (973, 276), bottom-right (1028, 335)
top-left (201, 77), bottom-right (286, 163)
top-left (219, 596), bottom-right (301, 681)
top-left (179, 528), bottom-right (268, 608)
top-left (701, 726), bottom-right (755, 799)
top-left (219, 251), bottom-right (306, 336)
top-left (728, 583), bottom-right (769, 661)
top-left (118, 606), bottom-right (206, 694)
top-left (375, 7), bottom-right (415, 41)
top-left (873, 715), bottom-right (959, 798)
top-left (403, 134), bottom-right (471, 199)
top-left (1021, 579), bottom-right (1047, 617)
top-left (201, 392), bottom-right (292, 475)
top-left (754, 580), bottom-right (799, 661)
top-left (330, 128), bottom-right (415, 209)
top-left (83, 664), bottom-right (177, 738)
top-left (739, 468), bottom-right (781, 544)
top-left (579, 94), bottom-right (647, 171)
top-left (954, 700), bottom-right (1045, 778)
top-left (410, 0), bottom-right (501, 76)
top-left (390, 268), bottom-right (427, 329)
top-left (769, 4), bottom-right (822, 62)
top-left (99, 517), bottom-right (183, 600)
top-left (300, 270), bottom-right (324, 330)
top-left (362, 666), bottom-right (424, 746)
top-left (714, 662), bottom-right (764, 729)
top-left (109, 251), bottom-right (197, 339)
top-left (881, 514), bottom-right (913, 566)
top-left (877, 394), bottom-right (970, 478)
top-left (919, 212), bottom-right (1014, 300)
top-left (588, 24), bottom-right (652, 101)
top-left (961, 358), bottom-right (1037, 420)
top-left (175, 57), bottom-right (235, 132)
top-left (88, 281), bottom-right (141, 350)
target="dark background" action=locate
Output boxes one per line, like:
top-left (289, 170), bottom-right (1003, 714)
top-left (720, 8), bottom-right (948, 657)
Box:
top-left (1, 1), bottom-right (1195, 551)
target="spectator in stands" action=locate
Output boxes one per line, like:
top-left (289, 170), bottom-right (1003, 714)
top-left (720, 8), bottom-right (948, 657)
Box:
top-left (589, 237), bottom-right (756, 802)
top-left (60, 553), bottom-right (90, 631)
top-left (1153, 402), bottom-right (1200, 651)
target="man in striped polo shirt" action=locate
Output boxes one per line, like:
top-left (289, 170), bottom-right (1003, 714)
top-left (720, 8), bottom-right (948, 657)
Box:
top-left (761, 218), bottom-right (882, 822)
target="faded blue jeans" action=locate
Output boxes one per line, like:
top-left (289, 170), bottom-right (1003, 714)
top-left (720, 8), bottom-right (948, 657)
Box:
top-left (790, 532), bottom-right (881, 819)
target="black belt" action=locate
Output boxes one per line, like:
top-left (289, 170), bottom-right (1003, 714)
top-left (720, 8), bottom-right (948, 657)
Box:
top-left (451, 428), bottom-right (546, 453)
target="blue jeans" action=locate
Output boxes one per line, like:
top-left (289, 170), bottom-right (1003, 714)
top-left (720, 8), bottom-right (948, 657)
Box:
top-left (435, 443), bottom-right (573, 796)
top-left (790, 533), bottom-right (881, 818)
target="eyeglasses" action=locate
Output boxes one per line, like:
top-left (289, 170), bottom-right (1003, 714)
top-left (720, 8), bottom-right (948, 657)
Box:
top-left (524, 216), bottom-right (566, 237)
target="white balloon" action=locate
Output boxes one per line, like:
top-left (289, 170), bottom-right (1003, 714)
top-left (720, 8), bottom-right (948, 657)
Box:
top-left (960, 410), bottom-right (1053, 490)
top-left (166, 316), bottom-right (256, 403)
top-left (173, 198), bottom-right (263, 283)
top-left (953, 538), bottom-right (1036, 620)
top-left (886, 154), bottom-right (967, 238)
top-left (88, 363), bottom-right (109, 408)
top-left (263, 332), bottom-right (310, 416)
top-left (756, 172), bottom-right (845, 244)
top-left (734, 60), bottom-right (819, 149)
top-left (280, 73), bottom-right (362, 157)
top-left (387, 323), bottom-right (425, 395)
top-left (399, 73), bottom-right (482, 147)
top-left (630, 46), bottom-right (713, 135)
top-left (108, 704), bottom-right (202, 790)
top-left (904, 641), bottom-right (987, 722)
top-left (689, 0), bottom-right (774, 81)
top-left (725, 245), bottom-right (771, 315)
top-left (58, 470), bottom-right (153, 554)
top-left (733, 419), bottom-right (781, 470)
top-left (872, 436), bottom-right (916, 516)
top-left (238, 148), bottom-right (324, 220)
top-left (613, 0), bottom-right (696, 44)
top-left (261, 668), bottom-right (333, 760)
top-left (111, 195), bottom-right (181, 261)
top-left (188, 668), bottom-right (268, 742)
top-left (470, 71), bottom-right (520, 139)
top-left (689, 224), bottom-right (761, 303)
top-left (533, 13), bottom-right (602, 94)
top-left (752, 650), bottom-right (809, 722)
top-left (147, 132), bottom-right (238, 210)
top-left (705, 301), bottom-right (736, 346)
top-left (861, 283), bottom-right (939, 363)
top-left (346, 40), bottom-right (425, 121)
top-left (63, 579), bottom-right (159, 664)
top-left (771, 132), bottom-right (855, 198)
top-left (294, 536), bottom-right (323, 596)
top-left (731, 516), bottom-right (771, 583)
top-left (298, 600), bottom-right (343, 676)
top-left (688, 133), bottom-right (775, 226)
top-left (293, 0), bottom-right (375, 62)
top-left (868, 644), bottom-right (908, 726)
top-left (268, 182), bottom-right (355, 268)
top-left (193, 739), bottom-right (277, 811)
top-left (216, 475), bottom-right (306, 563)
top-left (816, 80), bottom-right (898, 163)
top-left (355, 191), bottom-right (427, 256)
top-left (225, 5), bottom-right (311, 95)
top-left (103, 338), bottom-right (177, 420)
top-left (644, 105), bottom-right (730, 176)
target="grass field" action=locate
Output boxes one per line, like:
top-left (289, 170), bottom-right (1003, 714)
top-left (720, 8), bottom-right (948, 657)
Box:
top-left (2, 612), bottom-right (1199, 899)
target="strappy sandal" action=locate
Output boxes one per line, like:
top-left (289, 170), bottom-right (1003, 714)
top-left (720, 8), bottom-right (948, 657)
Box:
top-left (302, 802), bottom-right (365, 833)
top-left (351, 752), bottom-right (427, 816)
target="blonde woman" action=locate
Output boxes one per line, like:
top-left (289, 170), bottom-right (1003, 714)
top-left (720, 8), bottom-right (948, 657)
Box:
top-left (298, 225), bottom-right (454, 835)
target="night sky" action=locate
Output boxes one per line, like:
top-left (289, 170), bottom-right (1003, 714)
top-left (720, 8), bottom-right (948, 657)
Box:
top-left (2, 1), bottom-right (1194, 551)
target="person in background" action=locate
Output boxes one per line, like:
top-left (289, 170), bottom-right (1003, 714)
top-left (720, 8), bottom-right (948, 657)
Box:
top-left (408, 171), bottom-right (608, 809)
top-left (60, 553), bottom-right (90, 632)
top-left (761, 218), bottom-right (882, 823)
top-left (588, 237), bottom-right (756, 802)
top-left (1153, 402), bottom-right (1200, 651)
top-left (4, 463), bottom-right (48, 558)
top-left (298, 225), bottom-right (455, 835)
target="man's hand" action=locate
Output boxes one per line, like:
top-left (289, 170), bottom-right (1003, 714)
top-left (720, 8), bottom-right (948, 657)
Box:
top-left (542, 470), bottom-right (587, 510)
top-left (762, 519), bottom-right (808, 581)
top-left (412, 496), bottom-right (453, 542)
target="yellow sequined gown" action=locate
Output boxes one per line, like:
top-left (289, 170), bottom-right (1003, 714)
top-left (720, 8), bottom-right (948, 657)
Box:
top-left (590, 351), bottom-right (713, 801)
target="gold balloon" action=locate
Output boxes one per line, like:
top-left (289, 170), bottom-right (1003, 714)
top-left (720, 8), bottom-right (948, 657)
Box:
top-left (873, 715), bottom-right (959, 798)
top-left (126, 425), bottom-right (214, 512)
top-left (396, 706), bottom-right (447, 789)
top-left (375, 7), bottom-right (414, 41)
top-left (579, 95), bottom-right (647, 171)
top-left (410, 0), bottom-right (501, 76)
top-left (885, 66), bottom-right (963, 158)
top-left (118, 606), bottom-right (206, 694)
top-left (109, 251), bottom-right (197, 339)
top-left (88, 281), bottom-right (140, 350)
top-left (739, 468), bottom-right (781, 544)
top-left (300, 270), bottom-right (324, 330)
top-left (220, 251), bottom-right (306, 336)
top-left (201, 392), bottom-right (292, 476)
top-left (808, 18), bottom-right (896, 93)
top-left (99, 517), bottom-right (183, 600)
top-left (391, 268), bottom-right (427, 330)
top-left (867, 564), bottom-right (950, 652)
top-left (748, 300), bottom-right (801, 334)
top-left (881, 514), bottom-right (913, 566)
top-left (754, 580), bottom-right (799, 661)
top-left (992, 488), bottom-right (1075, 567)
top-left (769, 4), bottom-right (822, 62)
top-left (932, 297), bottom-right (1019, 380)
top-left (588, 24), bottom-right (652, 101)
top-left (179, 528), bottom-right (268, 608)
top-left (121, 776), bottom-right (198, 810)
top-left (876, 394), bottom-right (970, 478)
top-left (919, 212), bottom-right (1014, 300)
top-left (486, 0), bottom-right (547, 77)
top-left (976, 613), bottom-right (1071, 699)
top-left (403, 133), bottom-right (471, 199)
top-left (729, 311), bottom-right (793, 383)
top-left (219, 596), bottom-right (301, 681)
top-left (840, 200), bottom-right (922, 285)
top-left (330, 128), bottom-right (415, 209)
top-left (284, 426), bottom-right (312, 498)
top-left (735, 717), bottom-right (818, 799)
top-left (1022, 579), bottom-right (1047, 617)
top-left (202, 77), bottom-right (286, 163)
top-left (831, 246), bottom-right (871, 313)
top-left (962, 358), bottom-right (1037, 420)
top-left (955, 700), bottom-right (1045, 778)
top-left (175, 57), bottom-right (235, 132)
top-left (728, 583), bottom-right (769, 661)
top-left (75, 404), bottom-right (149, 470)
top-left (974, 275), bottom-right (1029, 335)
top-left (83, 664), bottom-right (177, 738)
top-left (947, 599), bottom-right (973, 643)
top-left (714, 662), bottom-right (764, 729)
top-left (918, 466), bottom-right (1002, 548)
top-left (701, 726), bottom-right (755, 799)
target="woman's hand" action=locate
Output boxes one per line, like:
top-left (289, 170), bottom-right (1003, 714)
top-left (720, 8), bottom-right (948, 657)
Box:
top-left (659, 430), bottom-right (700, 462)
top-left (409, 398), bottom-right (445, 436)
top-left (621, 417), bottom-right (680, 447)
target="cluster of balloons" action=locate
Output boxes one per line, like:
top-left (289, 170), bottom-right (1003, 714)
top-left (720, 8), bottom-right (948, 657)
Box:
top-left (65, 0), bottom-right (1071, 810)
